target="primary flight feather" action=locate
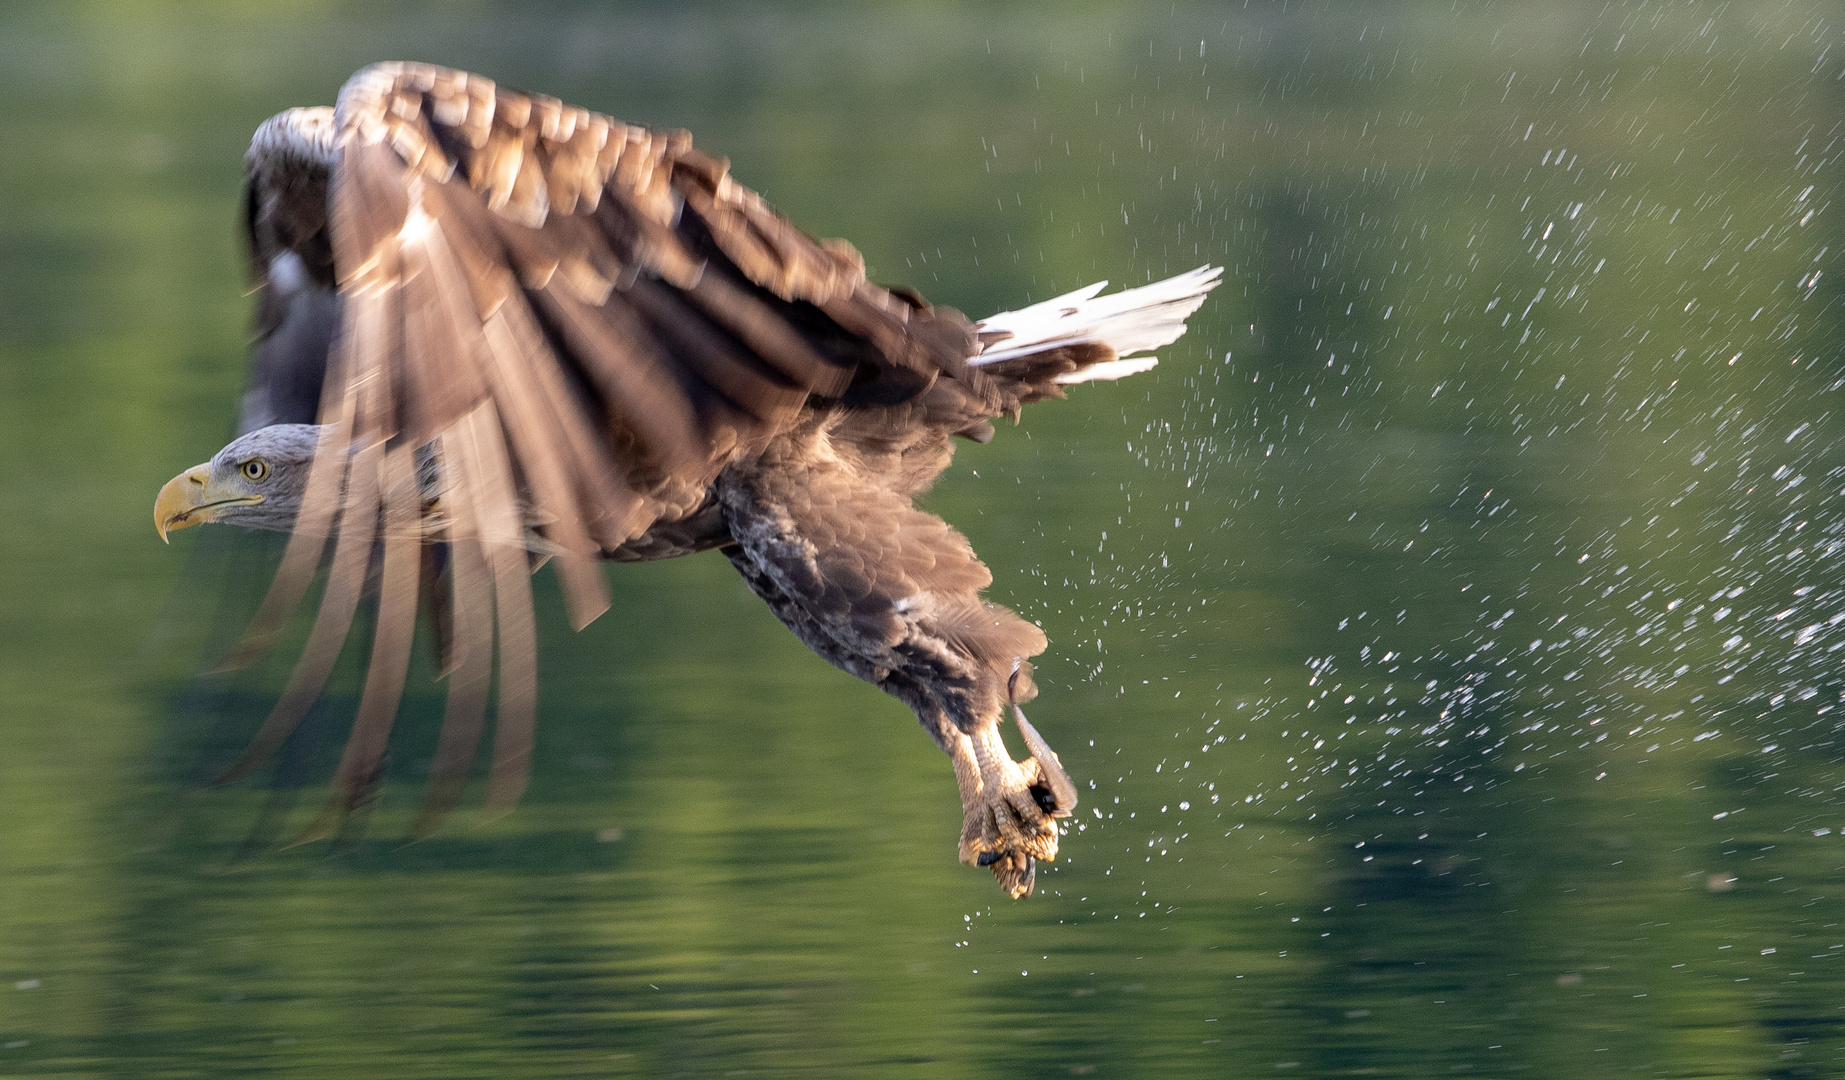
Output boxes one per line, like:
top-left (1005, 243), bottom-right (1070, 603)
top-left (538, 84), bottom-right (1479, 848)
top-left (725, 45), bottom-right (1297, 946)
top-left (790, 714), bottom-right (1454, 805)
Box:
top-left (153, 62), bottom-right (1221, 897)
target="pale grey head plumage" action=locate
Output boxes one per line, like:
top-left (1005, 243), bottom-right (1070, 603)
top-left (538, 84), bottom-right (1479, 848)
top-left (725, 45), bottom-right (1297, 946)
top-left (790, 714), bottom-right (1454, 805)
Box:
top-left (154, 423), bottom-right (323, 539)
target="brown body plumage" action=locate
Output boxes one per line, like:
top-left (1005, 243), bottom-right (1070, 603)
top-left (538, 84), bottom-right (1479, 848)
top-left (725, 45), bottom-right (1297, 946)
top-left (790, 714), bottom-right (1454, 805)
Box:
top-left (155, 63), bottom-right (1220, 897)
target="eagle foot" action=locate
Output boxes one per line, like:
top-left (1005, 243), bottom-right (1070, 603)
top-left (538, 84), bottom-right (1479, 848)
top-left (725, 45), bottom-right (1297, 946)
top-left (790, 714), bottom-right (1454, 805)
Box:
top-left (958, 728), bottom-right (1066, 898)
top-left (981, 849), bottom-right (1037, 899)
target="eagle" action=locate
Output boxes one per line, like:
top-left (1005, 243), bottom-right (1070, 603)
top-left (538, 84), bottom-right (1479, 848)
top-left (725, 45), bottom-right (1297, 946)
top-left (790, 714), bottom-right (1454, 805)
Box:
top-left (152, 63), bottom-right (1220, 898)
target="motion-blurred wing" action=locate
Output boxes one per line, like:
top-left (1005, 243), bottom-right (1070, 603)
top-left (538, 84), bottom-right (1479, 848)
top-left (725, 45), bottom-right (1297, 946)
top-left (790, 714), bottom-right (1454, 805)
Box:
top-left (221, 62), bottom-right (979, 833)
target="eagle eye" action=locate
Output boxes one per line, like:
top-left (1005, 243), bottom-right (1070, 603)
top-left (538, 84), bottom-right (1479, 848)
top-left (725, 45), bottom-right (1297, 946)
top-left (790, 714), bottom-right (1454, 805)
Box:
top-left (241, 459), bottom-right (269, 482)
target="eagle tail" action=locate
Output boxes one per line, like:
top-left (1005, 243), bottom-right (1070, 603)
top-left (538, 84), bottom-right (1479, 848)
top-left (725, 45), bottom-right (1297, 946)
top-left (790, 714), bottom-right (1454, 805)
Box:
top-left (969, 265), bottom-right (1222, 396)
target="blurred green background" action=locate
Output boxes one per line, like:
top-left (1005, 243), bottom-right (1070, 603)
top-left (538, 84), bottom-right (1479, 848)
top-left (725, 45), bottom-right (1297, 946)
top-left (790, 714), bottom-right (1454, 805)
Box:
top-left (2, 2), bottom-right (1843, 1076)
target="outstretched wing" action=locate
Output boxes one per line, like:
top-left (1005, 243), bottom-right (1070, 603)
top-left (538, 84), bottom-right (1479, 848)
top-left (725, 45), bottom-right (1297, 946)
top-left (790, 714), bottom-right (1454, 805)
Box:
top-left (221, 62), bottom-right (978, 835)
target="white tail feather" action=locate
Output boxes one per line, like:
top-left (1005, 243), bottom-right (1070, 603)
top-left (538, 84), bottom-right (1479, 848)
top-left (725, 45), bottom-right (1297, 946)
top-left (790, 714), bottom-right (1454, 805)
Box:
top-left (971, 265), bottom-right (1223, 383)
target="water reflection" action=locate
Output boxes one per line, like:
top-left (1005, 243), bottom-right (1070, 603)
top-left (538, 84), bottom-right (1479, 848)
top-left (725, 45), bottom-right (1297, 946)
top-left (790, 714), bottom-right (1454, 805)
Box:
top-left (1, 2), bottom-right (1842, 1077)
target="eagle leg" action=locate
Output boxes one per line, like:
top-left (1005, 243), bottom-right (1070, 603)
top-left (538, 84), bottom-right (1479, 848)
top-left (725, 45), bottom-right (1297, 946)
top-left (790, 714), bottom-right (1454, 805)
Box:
top-left (718, 450), bottom-right (1069, 897)
top-left (950, 724), bottom-right (1065, 898)
top-left (969, 725), bottom-right (1059, 856)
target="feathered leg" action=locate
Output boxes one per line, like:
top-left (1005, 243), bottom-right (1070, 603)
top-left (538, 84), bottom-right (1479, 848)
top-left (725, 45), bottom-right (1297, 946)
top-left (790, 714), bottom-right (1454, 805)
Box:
top-left (719, 451), bottom-right (1075, 896)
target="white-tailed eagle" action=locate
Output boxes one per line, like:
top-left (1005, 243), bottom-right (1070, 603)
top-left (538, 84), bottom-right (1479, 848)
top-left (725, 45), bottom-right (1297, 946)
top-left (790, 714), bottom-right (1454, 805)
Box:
top-left (153, 63), bottom-right (1220, 897)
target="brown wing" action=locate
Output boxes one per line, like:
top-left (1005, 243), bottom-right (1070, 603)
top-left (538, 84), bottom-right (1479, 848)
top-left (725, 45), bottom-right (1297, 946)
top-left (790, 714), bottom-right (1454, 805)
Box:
top-left (218, 62), bottom-right (979, 835)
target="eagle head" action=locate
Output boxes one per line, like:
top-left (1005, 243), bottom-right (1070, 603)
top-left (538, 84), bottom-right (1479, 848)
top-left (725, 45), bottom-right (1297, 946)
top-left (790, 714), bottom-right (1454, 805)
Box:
top-left (154, 424), bottom-right (321, 540)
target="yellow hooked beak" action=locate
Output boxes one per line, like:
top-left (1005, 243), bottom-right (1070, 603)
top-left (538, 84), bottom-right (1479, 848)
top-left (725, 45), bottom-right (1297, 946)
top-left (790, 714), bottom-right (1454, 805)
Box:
top-left (154, 463), bottom-right (264, 542)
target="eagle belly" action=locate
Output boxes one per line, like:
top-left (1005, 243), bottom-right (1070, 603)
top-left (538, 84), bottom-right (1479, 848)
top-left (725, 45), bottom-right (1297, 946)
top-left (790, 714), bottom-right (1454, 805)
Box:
top-left (715, 433), bottom-right (1042, 738)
